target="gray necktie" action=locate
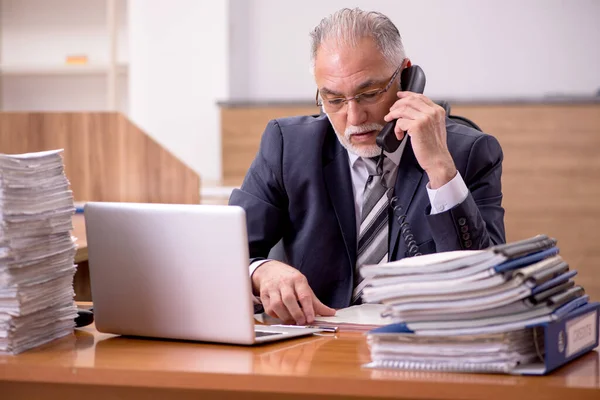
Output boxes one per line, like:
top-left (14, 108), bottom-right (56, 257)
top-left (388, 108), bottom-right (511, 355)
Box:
top-left (352, 155), bottom-right (395, 304)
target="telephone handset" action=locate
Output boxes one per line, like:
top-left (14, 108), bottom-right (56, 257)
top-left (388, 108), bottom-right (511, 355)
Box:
top-left (375, 65), bottom-right (427, 153)
top-left (375, 65), bottom-right (427, 258)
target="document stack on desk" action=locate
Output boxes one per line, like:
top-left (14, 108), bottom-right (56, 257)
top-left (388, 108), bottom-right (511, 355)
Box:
top-left (0, 150), bottom-right (78, 355)
top-left (358, 235), bottom-right (600, 375)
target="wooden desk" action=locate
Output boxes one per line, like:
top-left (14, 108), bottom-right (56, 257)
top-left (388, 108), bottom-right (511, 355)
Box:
top-left (0, 325), bottom-right (598, 400)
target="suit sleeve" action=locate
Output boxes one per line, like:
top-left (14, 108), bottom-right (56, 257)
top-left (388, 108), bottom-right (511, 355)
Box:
top-left (426, 134), bottom-right (506, 251)
top-left (228, 120), bottom-right (288, 265)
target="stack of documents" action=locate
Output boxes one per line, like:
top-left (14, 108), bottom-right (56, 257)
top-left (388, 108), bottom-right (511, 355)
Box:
top-left (359, 235), bottom-right (599, 374)
top-left (0, 150), bottom-right (78, 355)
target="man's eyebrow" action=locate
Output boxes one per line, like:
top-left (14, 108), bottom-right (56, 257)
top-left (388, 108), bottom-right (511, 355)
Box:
top-left (356, 78), bottom-right (386, 91)
top-left (320, 78), bottom-right (388, 97)
top-left (319, 87), bottom-right (343, 97)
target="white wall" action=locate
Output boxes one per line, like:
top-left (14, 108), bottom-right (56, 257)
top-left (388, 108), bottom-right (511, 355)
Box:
top-left (128, 0), bottom-right (228, 182)
top-left (229, 0), bottom-right (600, 100)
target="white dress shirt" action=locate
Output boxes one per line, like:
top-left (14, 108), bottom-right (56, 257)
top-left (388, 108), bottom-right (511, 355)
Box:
top-left (249, 141), bottom-right (469, 302)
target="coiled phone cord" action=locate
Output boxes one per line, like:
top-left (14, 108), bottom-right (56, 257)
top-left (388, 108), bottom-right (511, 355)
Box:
top-left (375, 150), bottom-right (422, 258)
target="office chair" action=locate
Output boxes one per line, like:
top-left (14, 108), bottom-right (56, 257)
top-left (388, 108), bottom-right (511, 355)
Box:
top-left (436, 100), bottom-right (482, 132)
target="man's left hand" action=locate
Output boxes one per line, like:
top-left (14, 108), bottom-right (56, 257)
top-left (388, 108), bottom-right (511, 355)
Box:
top-left (384, 91), bottom-right (457, 189)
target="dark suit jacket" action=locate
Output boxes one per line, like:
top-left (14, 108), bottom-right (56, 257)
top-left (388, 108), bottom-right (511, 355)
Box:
top-left (229, 114), bottom-right (506, 309)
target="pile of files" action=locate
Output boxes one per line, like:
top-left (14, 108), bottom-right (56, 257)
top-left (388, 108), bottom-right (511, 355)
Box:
top-left (0, 150), bottom-right (78, 355)
top-left (359, 235), bottom-right (599, 375)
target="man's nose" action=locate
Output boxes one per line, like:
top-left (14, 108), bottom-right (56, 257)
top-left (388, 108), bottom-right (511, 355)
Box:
top-left (346, 100), bottom-right (367, 127)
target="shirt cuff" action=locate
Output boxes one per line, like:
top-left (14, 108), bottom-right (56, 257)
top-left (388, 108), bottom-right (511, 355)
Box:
top-left (426, 171), bottom-right (469, 215)
top-left (249, 259), bottom-right (272, 304)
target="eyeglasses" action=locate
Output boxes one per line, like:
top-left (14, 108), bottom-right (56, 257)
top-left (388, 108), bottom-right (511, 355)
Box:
top-left (315, 65), bottom-right (401, 113)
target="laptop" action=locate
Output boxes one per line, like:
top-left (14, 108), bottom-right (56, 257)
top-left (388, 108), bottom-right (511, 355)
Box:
top-left (84, 202), bottom-right (323, 344)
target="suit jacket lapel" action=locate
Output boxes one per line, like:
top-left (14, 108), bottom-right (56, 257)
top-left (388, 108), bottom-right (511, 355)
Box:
top-left (390, 138), bottom-right (425, 258)
top-left (323, 129), bottom-right (357, 271)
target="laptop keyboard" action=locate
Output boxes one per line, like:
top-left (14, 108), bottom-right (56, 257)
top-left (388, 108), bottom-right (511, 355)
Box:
top-left (255, 330), bottom-right (285, 337)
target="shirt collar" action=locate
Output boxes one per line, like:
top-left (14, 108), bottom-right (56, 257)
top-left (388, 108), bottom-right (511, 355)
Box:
top-left (347, 137), bottom-right (407, 168)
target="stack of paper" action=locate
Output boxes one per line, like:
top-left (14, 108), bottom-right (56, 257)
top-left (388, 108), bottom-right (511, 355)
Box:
top-left (358, 235), bottom-right (597, 374)
top-left (0, 150), bottom-right (78, 355)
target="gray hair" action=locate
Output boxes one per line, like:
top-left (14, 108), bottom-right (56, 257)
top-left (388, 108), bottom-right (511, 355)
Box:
top-left (309, 8), bottom-right (406, 73)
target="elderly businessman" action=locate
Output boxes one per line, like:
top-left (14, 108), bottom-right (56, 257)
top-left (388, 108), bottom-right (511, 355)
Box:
top-left (229, 8), bottom-right (505, 325)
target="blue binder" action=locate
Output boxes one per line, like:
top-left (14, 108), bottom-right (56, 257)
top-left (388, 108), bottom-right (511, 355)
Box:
top-left (514, 301), bottom-right (600, 375)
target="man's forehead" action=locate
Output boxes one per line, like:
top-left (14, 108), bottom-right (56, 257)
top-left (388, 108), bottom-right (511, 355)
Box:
top-left (315, 38), bottom-right (384, 70)
top-left (315, 38), bottom-right (389, 79)
top-left (314, 41), bottom-right (391, 92)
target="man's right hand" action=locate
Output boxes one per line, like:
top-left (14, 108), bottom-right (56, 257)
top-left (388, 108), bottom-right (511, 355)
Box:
top-left (252, 260), bottom-right (336, 325)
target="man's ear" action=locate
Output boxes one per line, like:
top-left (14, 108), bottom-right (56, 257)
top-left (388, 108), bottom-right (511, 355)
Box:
top-left (396, 58), bottom-right (413, 91)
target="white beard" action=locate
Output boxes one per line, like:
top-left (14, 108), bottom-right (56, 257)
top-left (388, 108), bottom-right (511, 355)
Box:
top-left (325, 113), bottom-right (383, 158)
